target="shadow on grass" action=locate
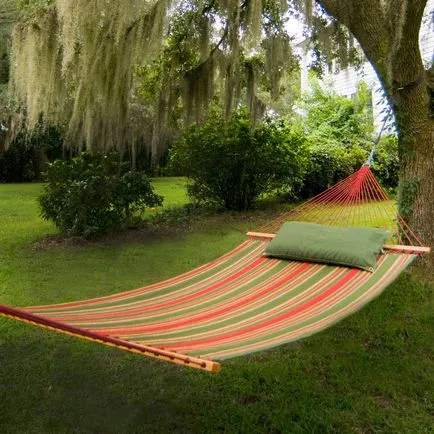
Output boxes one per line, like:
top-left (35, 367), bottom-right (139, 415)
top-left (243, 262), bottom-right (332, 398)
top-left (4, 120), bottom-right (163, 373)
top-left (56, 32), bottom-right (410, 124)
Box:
top-left (1, 273), bottom-right (432, 433)
top-left (28, 205), bottom-right (280, 252)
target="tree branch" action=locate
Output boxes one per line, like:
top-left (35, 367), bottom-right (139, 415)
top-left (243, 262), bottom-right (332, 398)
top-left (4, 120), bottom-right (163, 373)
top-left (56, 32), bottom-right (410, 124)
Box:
top-left (185, 19), bottom-right (229, 77)
top-left (210, 19), bottom-right (230, 57)
top-left (317, 0), bottom-right (428, 89)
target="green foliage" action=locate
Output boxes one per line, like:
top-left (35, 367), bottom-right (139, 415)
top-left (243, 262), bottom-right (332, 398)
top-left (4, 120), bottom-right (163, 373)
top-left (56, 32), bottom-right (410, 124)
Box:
top-left (170, 107), bottom-right (308, 210)
top-left (309, 21), bottom-right (364, 76)
top-left (297, 80), bottom-right (398, 195)
top-left (135, 5), bottom-right (203, 101)
top-left (371, 135), bottom-right (399, 190)
top-left (296, 81), bottom-right (372, 196)
top-left (300, 80), bottom-right (374, 148)
top-left (0, 122), bottom-right (63, 182)
top-left (300, 142), bottom-right (367, 197)
top-left (148, 203), bottom-right (209, 228)
top-left (18, 0), bottom-right (55, 13)
top-left (39, 153), bottom-right (163, 238)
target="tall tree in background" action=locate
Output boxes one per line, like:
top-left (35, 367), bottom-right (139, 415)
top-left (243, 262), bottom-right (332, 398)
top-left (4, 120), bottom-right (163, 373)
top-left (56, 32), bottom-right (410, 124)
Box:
top-left (7, 0), bottom-right (434, 269)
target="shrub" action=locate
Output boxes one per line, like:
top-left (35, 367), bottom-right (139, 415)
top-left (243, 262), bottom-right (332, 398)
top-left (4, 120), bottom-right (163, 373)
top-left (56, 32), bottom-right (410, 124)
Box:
top-left (39, 153), bottom-right (163, 238)
top-left (300, 142), bottom-right (368, 198)
top-left (371, 135), bottom-right (399, 190)
top-left (0, 139), bottom-right (35, 182)
top-left (0, 123), bottom-right (63, 182)
top-left (169, 108), bottom-right (308, 210)
top-left (300, 80), bottom-right (374, 149)
top-left (296, 80), bottom-right (392, 197)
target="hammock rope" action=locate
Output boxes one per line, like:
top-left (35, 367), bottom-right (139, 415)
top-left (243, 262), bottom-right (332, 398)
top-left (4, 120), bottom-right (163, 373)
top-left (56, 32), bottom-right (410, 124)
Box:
top-left (0, 166), bottom-right (429, 372)
top-left (257, 166), bottom-right (422, 247)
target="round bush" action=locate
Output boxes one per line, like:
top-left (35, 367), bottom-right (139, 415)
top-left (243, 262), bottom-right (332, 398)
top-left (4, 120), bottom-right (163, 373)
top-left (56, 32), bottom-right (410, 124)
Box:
top-left (39, 153), bottom-right (163, 238)
top-left (300, 142), bottom-right (368, 198)
top-left (169, 108), bottom-right (309, 210)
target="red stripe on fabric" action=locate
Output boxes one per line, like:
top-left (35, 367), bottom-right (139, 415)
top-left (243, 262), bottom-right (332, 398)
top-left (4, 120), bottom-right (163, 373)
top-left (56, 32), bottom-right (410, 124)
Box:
top-left (189, 255), bottom-right (410, 354)
top-left (97, 262), bottom-right (312, 335)
top-left (52, 243), bottom-right (266, 320)
top-left (159, 268), bottom-right (360, 351)
top-left (49, 257), bottom-right (268, 322)
top-left (80, 259), bottom-right (281, 328)
top-left (28, 241), bottom-right (254, 312)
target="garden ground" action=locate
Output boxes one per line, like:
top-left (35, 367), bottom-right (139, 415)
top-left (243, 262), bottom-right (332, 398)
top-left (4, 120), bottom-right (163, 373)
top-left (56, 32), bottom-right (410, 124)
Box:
top-left (0, 180), bottom-right (433, 433)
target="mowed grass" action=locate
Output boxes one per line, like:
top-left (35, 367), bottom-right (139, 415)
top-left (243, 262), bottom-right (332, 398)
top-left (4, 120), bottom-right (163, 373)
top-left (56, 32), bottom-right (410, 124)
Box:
top-left (0, 181), bottom-right (433, 433)
top-left (151, 177), bottom-right (189, 207)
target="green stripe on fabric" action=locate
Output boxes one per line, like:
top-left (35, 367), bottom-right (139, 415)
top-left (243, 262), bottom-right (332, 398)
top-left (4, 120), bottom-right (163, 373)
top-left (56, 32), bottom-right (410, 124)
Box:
top-left (25, 249), bottom-right (415, 364)
top-left (74, 260), bottom-right (289, 329)
top-left (209, 260), bottom-right (411, 360)
top-left (191, 254), bottom-right (415, 359)
top-left (31, 241), bottom-right (263, 314)
top-left (126, 263), bottom-right (335, 341)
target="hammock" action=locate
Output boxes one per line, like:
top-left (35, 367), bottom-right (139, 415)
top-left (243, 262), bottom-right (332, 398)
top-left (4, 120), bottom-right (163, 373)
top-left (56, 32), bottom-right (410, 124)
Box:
top-left (0, 166), bottom-right (429, 372)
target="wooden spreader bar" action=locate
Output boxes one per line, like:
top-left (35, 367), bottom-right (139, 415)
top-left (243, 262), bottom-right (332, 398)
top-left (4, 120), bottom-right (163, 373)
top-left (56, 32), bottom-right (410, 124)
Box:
top-left (246, 232), bottom-right (431, 255)
top-left (0, 304), bottom-right (221, 373)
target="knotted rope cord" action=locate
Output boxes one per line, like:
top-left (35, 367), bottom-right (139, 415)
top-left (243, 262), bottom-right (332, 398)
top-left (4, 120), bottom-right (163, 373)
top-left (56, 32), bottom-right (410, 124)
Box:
top-left (256, 119), bottom-right (423, 243)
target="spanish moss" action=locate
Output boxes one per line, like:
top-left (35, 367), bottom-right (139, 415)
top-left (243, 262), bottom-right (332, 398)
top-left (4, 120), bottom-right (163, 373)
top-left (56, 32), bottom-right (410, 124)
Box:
top-left (8, 0), bottom-right (341, 159)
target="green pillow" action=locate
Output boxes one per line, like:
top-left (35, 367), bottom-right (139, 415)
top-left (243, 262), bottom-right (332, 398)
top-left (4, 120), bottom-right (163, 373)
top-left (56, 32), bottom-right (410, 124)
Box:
top-left (263, 222), bottom-right (389, 272)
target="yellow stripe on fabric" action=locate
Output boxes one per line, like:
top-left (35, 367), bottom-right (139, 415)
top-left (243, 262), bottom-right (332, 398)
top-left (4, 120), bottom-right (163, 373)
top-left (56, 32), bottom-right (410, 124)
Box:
top-left (196, 254), bottom-right (415, 359)
top-left (125, 262), bottom-right (342, 342)
top-left (30, 241), bottom-right (265, 317)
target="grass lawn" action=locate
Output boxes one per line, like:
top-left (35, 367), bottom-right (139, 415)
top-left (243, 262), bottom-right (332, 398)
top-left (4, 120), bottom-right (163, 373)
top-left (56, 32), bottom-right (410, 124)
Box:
top-left (0, 181), bottom-right (433, 433)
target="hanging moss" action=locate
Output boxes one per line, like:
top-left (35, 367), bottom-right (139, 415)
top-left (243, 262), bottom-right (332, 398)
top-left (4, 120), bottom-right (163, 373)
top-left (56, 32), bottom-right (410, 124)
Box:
top-left (263, 34), bottom-right (292, 100)
top-left (246, 0), bottom-right (263, 42)
top-left (10, 0), bottom-right (169, 152)
top-left (10, 7), bottom-right (64, 129)
top-left (8, 0), bottom-right (339, 156)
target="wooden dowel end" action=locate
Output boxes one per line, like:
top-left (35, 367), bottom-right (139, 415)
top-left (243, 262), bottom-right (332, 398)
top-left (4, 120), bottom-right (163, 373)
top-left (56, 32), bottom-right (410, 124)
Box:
top-left (246, 232), bottom-right (430, 255)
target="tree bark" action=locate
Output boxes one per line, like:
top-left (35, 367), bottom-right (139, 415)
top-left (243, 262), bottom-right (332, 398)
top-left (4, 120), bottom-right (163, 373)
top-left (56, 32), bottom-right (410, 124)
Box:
top-left (319, 0), bottom-right (433, 271)
top-left (32, 149), bottom-right (49, 181)
top-left (394, 78), bottom-right (434, 271)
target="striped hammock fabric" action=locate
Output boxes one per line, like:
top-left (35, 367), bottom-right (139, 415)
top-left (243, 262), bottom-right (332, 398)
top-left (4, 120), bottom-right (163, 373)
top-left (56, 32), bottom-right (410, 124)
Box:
top-left (0, 240), bottom-right (416, 372)
top-left (0, 167), bottom-right (428, 372)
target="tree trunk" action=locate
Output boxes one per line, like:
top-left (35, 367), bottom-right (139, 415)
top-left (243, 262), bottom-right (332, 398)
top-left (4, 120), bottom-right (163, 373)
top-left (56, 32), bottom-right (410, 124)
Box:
top-left (382, 0), bottom-right (433, 271)
top-left (395, 84), bottom-right (434, 271)
top-left (319, 0), bottom-right (433, 271)
top-left (32, 150), bottom-right (49, 181)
